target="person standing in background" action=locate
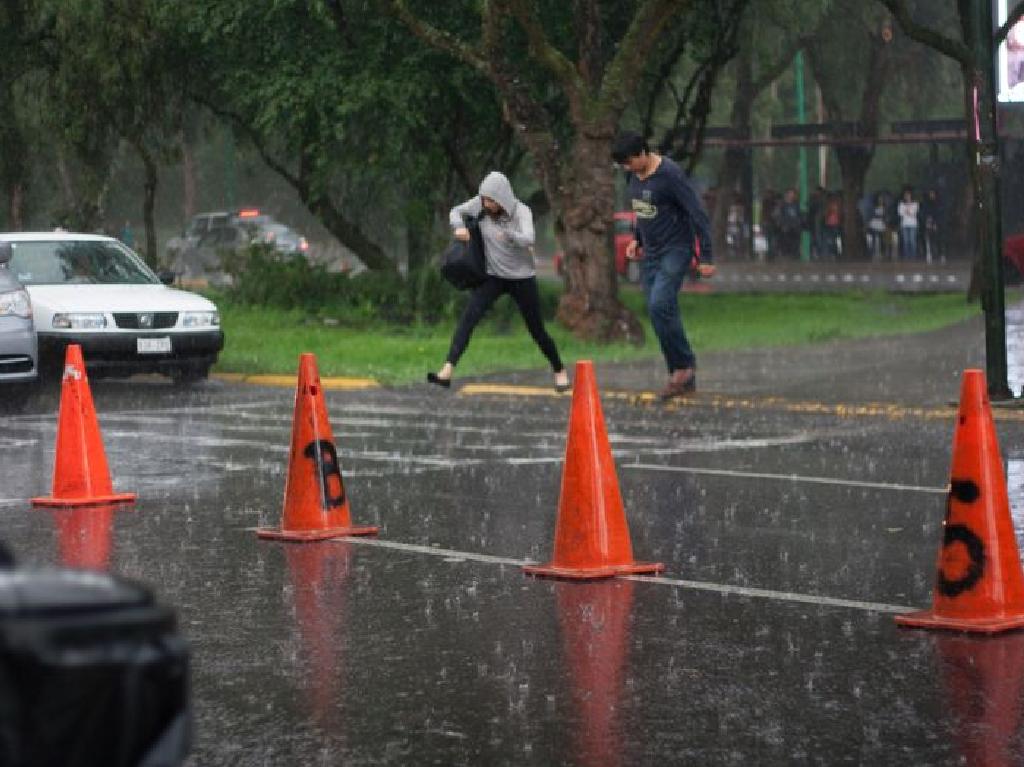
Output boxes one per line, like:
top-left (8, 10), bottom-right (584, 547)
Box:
top-left (897, 187), bottom-right (919, 261)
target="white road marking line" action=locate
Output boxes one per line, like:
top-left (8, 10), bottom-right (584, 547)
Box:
top-left (623, 464), bottom-right (947, 494)
top-left (331, 537), bottom-right (530, 567)
top-left (326, 537), bottom-right (914, 614)
top-left (623, 575), bottom-right (914, 613)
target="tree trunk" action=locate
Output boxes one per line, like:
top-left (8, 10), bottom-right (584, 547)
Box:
top-left (8, 183), bottom-right (23, 231)
top-left (834, 146), bottom-right (871, 262)
top-left (555, 133), bottom-right (643, 343)
top-left (181, 127), bottom-right (197, 221)
top-left (135, 142), bottom-right (159, 268)
top-left (307, 193), bottom-right (395, 272)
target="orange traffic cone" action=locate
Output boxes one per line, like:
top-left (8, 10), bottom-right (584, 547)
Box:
top-left (257, 353), bottom-right (378, 541)
top-left (32, 345), bottom-right (136, 508)
top-left (524, 360), bottom-right (663, 579)
top-left (896, 369), bottom-right (1024, 633)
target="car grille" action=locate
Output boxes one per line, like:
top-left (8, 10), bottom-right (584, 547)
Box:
top-left (0, 355), bottom-right (34, 374)
top-left (113, 312), bottom-right (179, 329)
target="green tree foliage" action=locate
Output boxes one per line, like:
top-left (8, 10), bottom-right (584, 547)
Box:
top-left (10, 0), bottom-right (189, 262)
top-left (176, 0), bottom-right (515, 272)
top-left (392, 0), bottom-right (749, 341)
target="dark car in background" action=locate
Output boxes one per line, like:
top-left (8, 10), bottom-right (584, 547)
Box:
top-left (244, 221), bottom-right (309, 257)
top-left (165, 208), bottom-right (309, 280)
top-left (0, 242), bottom-right (37, 409)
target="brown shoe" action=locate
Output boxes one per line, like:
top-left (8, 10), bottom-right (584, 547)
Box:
top-left (659, 368), bottom-right (696, 400)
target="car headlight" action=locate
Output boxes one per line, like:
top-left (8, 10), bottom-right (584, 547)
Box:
top-left (181, 311), bottom-right (220, 328)
top-left (52, 312), bottom-right (106, 329)
top-left (0, 289), bottom-right (31, 319)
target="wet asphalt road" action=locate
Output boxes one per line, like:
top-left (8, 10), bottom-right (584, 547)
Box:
top-left (5, 314), bottom-right (1024, 765)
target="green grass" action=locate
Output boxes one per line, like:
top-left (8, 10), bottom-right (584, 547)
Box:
top-left (213, 290), bottom-right (983, 385)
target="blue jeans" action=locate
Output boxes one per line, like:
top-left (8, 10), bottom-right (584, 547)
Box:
top-left (901, 227), bottom-right (918, 260)
top-left (641, 246), bottom-right (695, 373)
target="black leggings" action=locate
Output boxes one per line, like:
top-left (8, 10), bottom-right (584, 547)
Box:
top-left (446, 275), bottom-right (564, 372)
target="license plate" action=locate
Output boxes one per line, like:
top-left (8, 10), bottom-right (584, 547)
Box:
top-left (137, 337), bottom-right (171, 354)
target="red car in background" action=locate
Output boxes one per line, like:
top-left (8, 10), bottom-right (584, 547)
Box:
top-left (554, 211), bottom-right (641, 282)
top-left (1005, 233), bottom-right (1024, 283)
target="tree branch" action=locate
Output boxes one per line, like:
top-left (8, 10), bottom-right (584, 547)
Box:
top-left (505, 0), bottom-right (586, 113)
top-left (599, 0), bottom-right (689, 118)
top-left (876, 0), bottom-right (972, 65)
top-left (388, 0), bottom-right (489, 75)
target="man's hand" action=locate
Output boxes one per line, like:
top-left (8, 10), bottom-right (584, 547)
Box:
top-left (454, 227), bottom-right (470, 242)
top-left (697, 263), bottom-right (717, 279)
top-left (625, 239), bottom-right (639, 259)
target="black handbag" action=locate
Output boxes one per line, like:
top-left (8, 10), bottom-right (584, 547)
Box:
top-left (440, 214), bottom-right (486, 290)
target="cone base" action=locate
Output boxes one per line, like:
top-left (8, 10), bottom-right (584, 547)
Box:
top-left (523, 560), bottom-right (665, 580)
top-left (256, 525), bottom-right (379, 542)
top-left (896, 609), bottom-right (1024, 635)
top-left (32, 492), bottom-right (136, 509)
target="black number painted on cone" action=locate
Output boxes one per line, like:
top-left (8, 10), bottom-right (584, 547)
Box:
top-left (303, 439), bottom-right (346, 510)
top-left (938, 479), bottom-right (985, 596)
top-left (937, 525), bottom-right (986, 597)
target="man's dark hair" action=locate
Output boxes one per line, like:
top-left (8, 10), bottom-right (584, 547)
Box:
top-left (611, 132), bottom-right (649, 163)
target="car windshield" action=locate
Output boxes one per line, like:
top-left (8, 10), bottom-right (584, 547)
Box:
top-left (8, 240), bottom-right (160, 286)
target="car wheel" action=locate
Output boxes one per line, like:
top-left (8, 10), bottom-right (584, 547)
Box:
top-left (171, 363), bottom-right (210, 386)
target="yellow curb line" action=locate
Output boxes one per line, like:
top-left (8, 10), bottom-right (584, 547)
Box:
top-left (458, 383), bottom-right (1024, 422)
top-left (212, 372), bottom-right (380, 390)
top-left (458, 383), bottom-right (569, 397)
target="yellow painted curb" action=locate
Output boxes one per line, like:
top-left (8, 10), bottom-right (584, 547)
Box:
top-left (457, 383), bottom-right (1024, 422)
top-left (458, 383), bottom-right (567, 397)
top-left (212, 373), bottom-right (379, 390)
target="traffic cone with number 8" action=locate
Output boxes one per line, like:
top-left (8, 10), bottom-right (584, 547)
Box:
top-left (257, 353), bottom-right (378, 542)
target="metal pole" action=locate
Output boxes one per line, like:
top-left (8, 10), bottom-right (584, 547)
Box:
top-left (970, 0), bottom-right (1011, 398)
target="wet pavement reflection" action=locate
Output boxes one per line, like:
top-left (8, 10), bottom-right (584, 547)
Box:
top-left (5, 317), bottom-right (1024, 762)
top-left (932, 632), bottom-right (1024, 767)
top-left (51, 503), bottom-right (117, 570)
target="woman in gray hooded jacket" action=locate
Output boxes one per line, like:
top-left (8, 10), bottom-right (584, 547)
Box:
top-left (427, 171), bottom-right (569, 391)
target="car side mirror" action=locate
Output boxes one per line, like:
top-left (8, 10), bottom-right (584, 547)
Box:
top-left (0, 243), bottom-right (11, 265)
top-left (158, 270), bottom-right (176, 286)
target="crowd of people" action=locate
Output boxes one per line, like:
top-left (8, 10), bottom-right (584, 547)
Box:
top-left (724, 184), bottom-right (948, 262)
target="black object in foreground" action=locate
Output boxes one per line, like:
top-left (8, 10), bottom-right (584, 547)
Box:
top-left (0, 567), bottom-right (191, 767)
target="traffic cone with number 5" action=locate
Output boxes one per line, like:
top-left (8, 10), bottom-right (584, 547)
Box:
top-left (896, 369), bottom-right (1024, 633)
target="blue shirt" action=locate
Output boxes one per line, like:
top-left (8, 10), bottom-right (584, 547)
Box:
top-left (627, 157), bottom-right (712, 261)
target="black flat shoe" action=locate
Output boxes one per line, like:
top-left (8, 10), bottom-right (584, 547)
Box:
top-left (554, 381), bottom-right (571, 393)
top-left (427, 372), bottom-right (451, 389)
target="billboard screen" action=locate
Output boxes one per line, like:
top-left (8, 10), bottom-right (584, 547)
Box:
top-left (997, 0), bottom-right (1024, 103)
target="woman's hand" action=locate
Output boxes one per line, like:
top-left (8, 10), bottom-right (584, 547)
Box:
top-left (454, 227), bottom-right (470, 242)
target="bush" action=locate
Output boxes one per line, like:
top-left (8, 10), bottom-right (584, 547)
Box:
top-left (224, 246), bottom-right (561, 327)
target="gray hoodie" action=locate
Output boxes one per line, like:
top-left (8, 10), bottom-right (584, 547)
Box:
top-left (448, 171), bottom-right (535, 279)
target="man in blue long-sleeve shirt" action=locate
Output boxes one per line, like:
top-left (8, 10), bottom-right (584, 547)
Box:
top-left (611, 132), bottom-right (716, 399)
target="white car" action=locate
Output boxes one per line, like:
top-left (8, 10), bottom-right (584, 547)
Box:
top-left (2, 232), bottom-right (223, 383)
top-left (0, 243), bottom-right (37, 409)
